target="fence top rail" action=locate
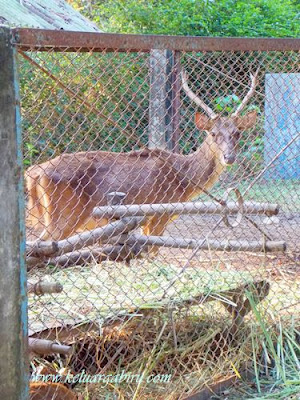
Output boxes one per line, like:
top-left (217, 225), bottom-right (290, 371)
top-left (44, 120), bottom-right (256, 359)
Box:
top-left (11, 28), bottom-right (300, 52)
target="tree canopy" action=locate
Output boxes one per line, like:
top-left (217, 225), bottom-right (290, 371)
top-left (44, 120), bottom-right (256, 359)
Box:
top-left (71, 0), bottom-right (299, 37)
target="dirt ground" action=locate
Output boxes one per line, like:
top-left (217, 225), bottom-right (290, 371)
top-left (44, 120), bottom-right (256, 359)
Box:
top-left (157, 211), bottom-right (300, 265)
top-left (164, 212), bottom-right (300, 251)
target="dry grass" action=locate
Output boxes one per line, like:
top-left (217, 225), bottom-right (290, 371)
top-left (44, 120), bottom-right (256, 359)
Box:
top-left (28, 259), bottom-right (300, 399)
top-left (28, 259), bottom-right (299, 331)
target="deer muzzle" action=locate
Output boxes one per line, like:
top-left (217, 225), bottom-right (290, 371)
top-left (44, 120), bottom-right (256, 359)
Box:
top-left (223, 154), bottom-right (236, 166)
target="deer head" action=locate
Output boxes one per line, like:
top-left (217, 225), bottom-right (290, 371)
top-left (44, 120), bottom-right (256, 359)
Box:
top-left (182, 69), bottom-right (259, 166)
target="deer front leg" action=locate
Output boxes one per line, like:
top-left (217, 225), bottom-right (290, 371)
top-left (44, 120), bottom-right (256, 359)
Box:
top-left (142, 214), bottom-right (171, 256)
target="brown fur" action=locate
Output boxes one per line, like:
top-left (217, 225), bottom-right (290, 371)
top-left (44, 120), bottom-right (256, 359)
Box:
top-left (26, 112), bottom-right (257, 242)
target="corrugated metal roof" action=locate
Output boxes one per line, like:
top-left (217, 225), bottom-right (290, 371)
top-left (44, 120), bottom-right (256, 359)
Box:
top-left (0, 0), bottom-right (101, 32)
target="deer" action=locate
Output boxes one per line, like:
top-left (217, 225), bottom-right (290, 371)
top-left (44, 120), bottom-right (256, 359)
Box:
top-left (26, 70), bottom-right (258, 247)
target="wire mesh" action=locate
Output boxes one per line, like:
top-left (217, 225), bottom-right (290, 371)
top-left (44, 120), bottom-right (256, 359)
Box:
top-left (17, 38), bottom-right (300, 400)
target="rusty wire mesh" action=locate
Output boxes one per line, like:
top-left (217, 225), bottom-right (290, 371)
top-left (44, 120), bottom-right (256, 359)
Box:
top-left (17, 36), bottom-right (300, 400)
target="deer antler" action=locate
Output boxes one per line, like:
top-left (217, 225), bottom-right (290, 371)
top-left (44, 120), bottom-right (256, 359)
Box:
top-left (181, 70), bottom-right (218, 120)
top-left (232, 67), bottom-right (260, 117)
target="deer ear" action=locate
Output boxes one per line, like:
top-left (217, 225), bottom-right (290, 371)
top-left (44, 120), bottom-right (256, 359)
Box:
top-left (235, 110), bottom-right (257, 130)
top-left (195, 113), bottom-right (214, 131)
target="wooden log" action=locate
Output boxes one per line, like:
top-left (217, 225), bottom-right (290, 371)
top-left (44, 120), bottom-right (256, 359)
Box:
top-left (180, 280), bottom-right (270, 310)
top-left (27, 234), bottom-right (285, 269)
top-left (27, 243), bottom-right (144, 270)
top-left (27, 256), bottom-right (48, 269)
top-left (93, 200), bottom-right (279, 219)
top-left (28, 338), bottom-right (71, 356)
top-left (26, 233), bottom-right (125, 269)
top-left (48, 248), bottom-right (112, 267)
top-left (124, 233), bottom-right (286, 253)
top-left (27, 249), bottom-right (110, 269)
top-left (28, 281), bottom-right (63, 295)
top-left (26, 216), bottom-right (146, 258)
top-left (97, 281), bottom-right (270, 334)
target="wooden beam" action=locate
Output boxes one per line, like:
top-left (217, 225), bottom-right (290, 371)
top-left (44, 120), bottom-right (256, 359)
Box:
top-left (26, 216), bottom-right (146, 258)
top-left (125, 234), bottom-right (286, 253)
top-left (93, 200), bottom-right (279, 219)
top-left (13, 29), bottom-right (300, 52)
top-left (27, 243), bottom-right (143, 269)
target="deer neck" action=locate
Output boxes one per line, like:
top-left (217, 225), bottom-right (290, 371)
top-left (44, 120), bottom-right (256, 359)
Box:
top-left (173, 136), bottom-right (225, 199)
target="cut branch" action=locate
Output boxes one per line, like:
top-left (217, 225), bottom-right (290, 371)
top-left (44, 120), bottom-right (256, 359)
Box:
top-left (26, 216), bottom-right (146, 258)
top-left (124, 233), bottom-right (286, 253)
top-left (93, 200), bottom-right (279, 219)
top-left (27, 244), bottom-right (143, 270)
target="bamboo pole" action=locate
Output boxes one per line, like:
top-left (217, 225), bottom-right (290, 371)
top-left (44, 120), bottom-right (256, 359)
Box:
top-left (93, 200), bottom-right (279, 219)
top-left (27, 243), bottom-right (143, 269)
top-left (27, 232), bottom-right (286, 268)
top-left (26, 256), bottom-right (49, 269)
top-left (26, 216), bottom-right (145, 258)
top-left (124, 233), bottom-right (286, 253)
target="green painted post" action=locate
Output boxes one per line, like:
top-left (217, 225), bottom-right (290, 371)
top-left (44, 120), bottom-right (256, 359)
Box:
top-left (0, 27), bottom-right (28, 400)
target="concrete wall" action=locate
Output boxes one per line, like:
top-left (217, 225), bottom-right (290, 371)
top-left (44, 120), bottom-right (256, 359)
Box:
top-left (264, 73), bottom-right (300, 179)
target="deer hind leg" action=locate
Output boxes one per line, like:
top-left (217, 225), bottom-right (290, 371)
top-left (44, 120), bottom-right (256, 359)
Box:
top-left (26, 172), bottom-right (42, 229)
top-left (25, 166), bottom-right (48, 237)
top-left (36, 176), bottom-right (91, 241)
top-left (142, 214), bottom-right (171, 256)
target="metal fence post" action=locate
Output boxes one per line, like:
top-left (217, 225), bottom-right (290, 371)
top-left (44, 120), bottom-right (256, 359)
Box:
top-left (149, 49), bottom-right (168, 149)
top-left (0, 27), bottom-right (28, 400)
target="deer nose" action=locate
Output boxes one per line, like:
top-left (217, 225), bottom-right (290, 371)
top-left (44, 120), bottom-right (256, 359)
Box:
top-left (224, 154), bottom-right (235, 165)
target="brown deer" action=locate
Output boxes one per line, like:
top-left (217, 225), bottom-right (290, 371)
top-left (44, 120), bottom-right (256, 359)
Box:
top-left (26, 70), bottom-right (258, 243)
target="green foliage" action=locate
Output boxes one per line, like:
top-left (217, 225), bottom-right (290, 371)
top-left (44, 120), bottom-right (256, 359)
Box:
top-left (24, 142), bottom-right (39, 166)
top-left (20, 52), bottom-right (149, 164)
top-left (214, 94), bottom-right (260, 115)
top-left (72, 0), bottom-right (299, 38)
top-left (215, 94), bottom-right (240, 113)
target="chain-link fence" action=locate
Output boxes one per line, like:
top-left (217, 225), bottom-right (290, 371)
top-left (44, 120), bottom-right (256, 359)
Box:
top-left (13, 30), bottom-right (300, 399)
